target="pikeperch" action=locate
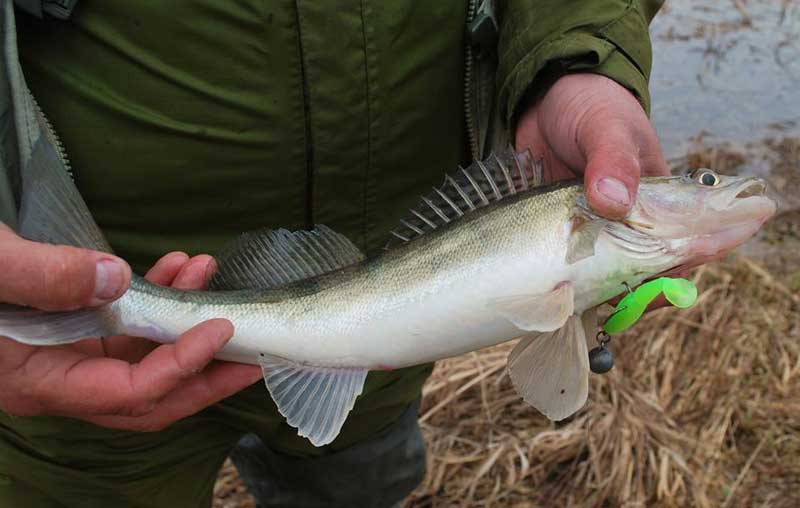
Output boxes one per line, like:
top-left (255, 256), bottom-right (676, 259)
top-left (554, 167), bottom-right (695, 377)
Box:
top-left (0, 136), bottom-right (776, 446)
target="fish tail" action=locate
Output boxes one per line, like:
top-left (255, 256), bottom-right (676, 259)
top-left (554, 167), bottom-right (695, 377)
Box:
top-left (1, 131), bottom-right (116, 345)
top-left (0, 305), bottom-right (112, 345)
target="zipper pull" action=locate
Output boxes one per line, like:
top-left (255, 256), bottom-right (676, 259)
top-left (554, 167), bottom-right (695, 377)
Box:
top-left (467, 0), bottom-right (498, 59)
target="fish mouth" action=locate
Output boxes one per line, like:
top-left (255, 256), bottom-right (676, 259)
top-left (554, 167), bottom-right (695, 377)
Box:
top-left (732, 180), bottom-right (766, 200)
top-left (727, 179), bottom-right (769, 210)
top-left (653, 178), bottom-right (776, 277)
top-left (629, 177), bottom-right (776, 284)
top-left (674, 178), bottom-right (776, 271)
top-left (717, 178), bottom-right (776, 224)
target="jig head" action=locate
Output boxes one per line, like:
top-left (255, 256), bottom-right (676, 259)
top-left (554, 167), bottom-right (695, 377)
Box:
top-left (589, 277), bottom-right (699, 374)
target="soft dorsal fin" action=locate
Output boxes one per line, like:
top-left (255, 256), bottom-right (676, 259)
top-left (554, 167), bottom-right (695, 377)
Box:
top-left (210, 225), bottom-right (365, 291)
top-left (386, 147), bottom-right (544, 248)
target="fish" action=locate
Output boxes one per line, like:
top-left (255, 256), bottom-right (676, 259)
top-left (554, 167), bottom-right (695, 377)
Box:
top-left (0, 136), bottom-right (776, 447)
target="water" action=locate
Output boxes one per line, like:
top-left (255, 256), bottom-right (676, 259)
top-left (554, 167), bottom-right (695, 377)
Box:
top-left (650, 0), bottom-right (800, 157)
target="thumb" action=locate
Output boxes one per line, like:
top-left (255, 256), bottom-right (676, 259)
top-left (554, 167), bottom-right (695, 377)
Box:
top-left (560, 74), bottom-right (665, 220)
top-left (0, 224), bottom-right (131, 311)
top-left (583, 146), bottom-right (641, 220)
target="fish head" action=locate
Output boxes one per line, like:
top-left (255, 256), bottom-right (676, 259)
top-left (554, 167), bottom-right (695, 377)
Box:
top-left (627, 169), bottom-right (777, 268)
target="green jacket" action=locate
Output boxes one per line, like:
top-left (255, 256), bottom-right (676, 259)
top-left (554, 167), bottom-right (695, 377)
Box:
top-left (0, 0), bottom-right (662, 460)
top-left (4, 0), bottom-right (660, 270)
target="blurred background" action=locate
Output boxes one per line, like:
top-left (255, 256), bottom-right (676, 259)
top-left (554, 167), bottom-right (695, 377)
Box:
top-left (214, 1), bottom-right (800, 506)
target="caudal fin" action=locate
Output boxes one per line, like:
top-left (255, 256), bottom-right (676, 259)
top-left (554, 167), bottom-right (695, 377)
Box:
top-left (18, 132), bottom-right (111, 252)
top-left (0, 305), bottom-right (110, 345)
top-left (0, 120), bottom-right (115, 344)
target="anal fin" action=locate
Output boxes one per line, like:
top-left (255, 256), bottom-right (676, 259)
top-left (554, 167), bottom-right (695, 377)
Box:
top-left (258, 354), bottom-right (368, 447)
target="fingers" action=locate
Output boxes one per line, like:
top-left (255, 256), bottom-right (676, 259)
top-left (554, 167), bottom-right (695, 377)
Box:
top-left (96, 319), bottom-right (260, 431)
top-left (129, 319), bottom-right (234, 405)
top-left (519, 73), bottom-right (670, 220)
top-left (0, 240), bottom-right (247, 430)
top-left (582, 144), bottom-right (641, 220)
top-left (3, 319), bottom-right (237, 418)
top-left (106, 253), bottom-right (218, 362)
top-left (144, 252), bottom-right (216, 290)
top-left (144, 251), bottom-right (190, 286)
top-left (575, 80), bottom-right (669, 219)
top-left (0, 224), bottom-right (131, 310)
top-left (87, 361), bottom-right (262, 432)
top-left (172, 255), bottom-right (217, 290)
top-left (0, 318), bottom-right (260, 429)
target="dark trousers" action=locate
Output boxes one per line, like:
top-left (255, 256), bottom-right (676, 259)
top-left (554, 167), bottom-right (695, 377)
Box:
top-left (231, 401), bottom-right (426, 508)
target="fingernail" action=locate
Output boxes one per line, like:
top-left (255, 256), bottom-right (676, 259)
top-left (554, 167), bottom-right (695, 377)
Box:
top-left (95, 259), bottom-right (126, 300)
top-left (211, 321), bottom-right (234, 349)
top-left (597, 177), bottom-right (631, 208)
top-left (204, 259), bottom-right (218, 282)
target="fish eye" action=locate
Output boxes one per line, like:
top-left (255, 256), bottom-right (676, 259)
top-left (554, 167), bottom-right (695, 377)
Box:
top-left (693, 169), bottom-right (720, 187)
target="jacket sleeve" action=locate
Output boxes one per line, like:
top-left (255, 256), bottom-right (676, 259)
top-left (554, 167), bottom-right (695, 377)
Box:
top-left (496, 0), bottom-right (663, 127)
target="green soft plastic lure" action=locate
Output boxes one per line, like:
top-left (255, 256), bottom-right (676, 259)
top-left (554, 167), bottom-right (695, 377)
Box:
top-left (602, 277), bottom-right (698, 335)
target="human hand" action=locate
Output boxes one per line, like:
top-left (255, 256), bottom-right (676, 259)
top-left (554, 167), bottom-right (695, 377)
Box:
top-left (514, 73), bottom-right (670, 219)
top-left (515, 74), bottom-right (678, 310)
top-left (0, 225), bottom-right (262, 431)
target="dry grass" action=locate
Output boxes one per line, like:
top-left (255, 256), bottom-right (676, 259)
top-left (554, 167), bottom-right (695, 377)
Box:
top-left (214, 459), bottom-right (256, 508)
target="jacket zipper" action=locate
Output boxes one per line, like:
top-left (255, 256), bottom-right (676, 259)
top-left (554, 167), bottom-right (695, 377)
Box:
top-left (464, 0), bottom-right (478, 160)
top-left (30, 91), bottom-right (73, 178)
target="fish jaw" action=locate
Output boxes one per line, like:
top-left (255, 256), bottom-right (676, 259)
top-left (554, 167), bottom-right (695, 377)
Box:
top-left (666, 199), bottom-right (775, 273)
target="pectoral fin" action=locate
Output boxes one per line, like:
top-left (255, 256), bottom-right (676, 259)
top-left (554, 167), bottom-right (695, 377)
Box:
top-left (567, 217), bottom-right (605, 264)
top-left (488, 282), bottom-right (574, 332)
top-left (506, 313), bottom-right (589, 421)
top-left (257, 354), bottom-right (367, 447)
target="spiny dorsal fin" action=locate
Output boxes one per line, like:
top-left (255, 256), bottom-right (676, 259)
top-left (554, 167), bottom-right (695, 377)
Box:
top-left (210, 225), bottom-right (365, 291)
top-left (386, 147), bottom-right (544, 248)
